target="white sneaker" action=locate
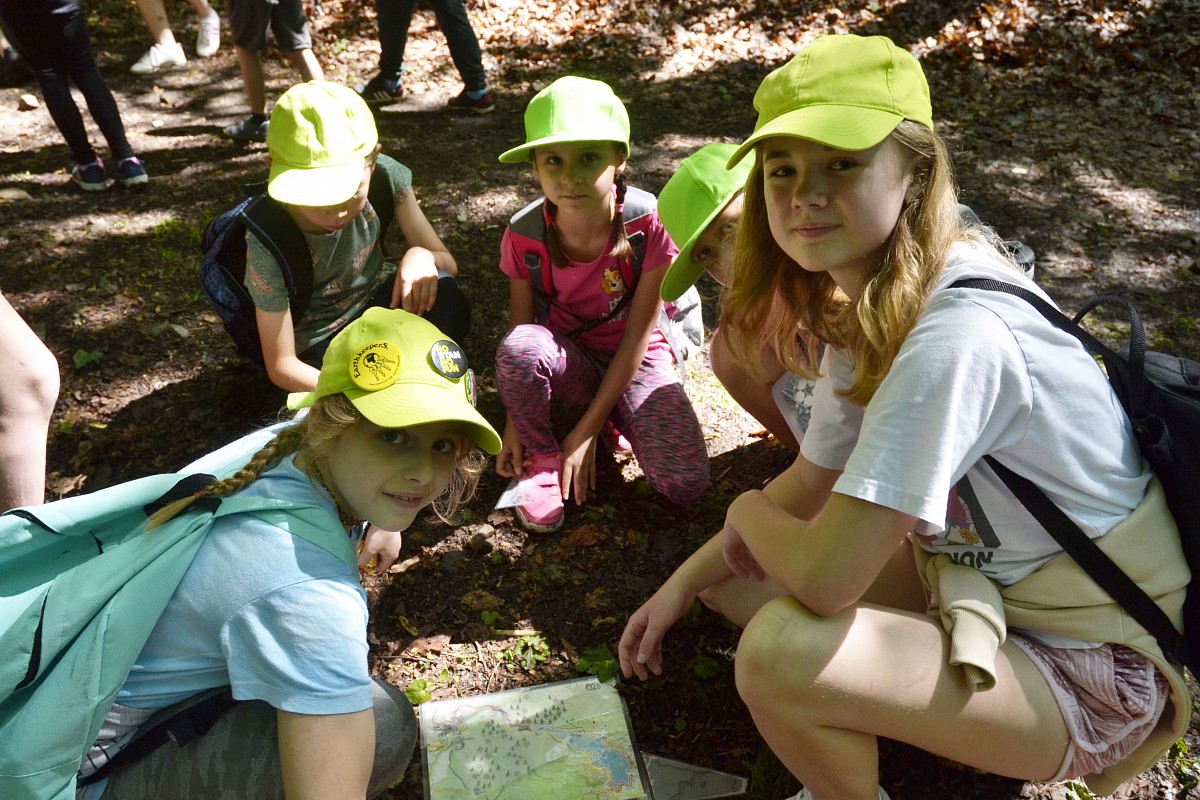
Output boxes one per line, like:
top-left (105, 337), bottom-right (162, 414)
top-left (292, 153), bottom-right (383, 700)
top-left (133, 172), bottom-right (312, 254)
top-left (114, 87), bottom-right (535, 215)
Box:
top-left (130, 42), bottom-right (186, 74)
top-left (195, 11), bottom-right (220, 58)
top-left (785, 788), bottom-right (892, 800)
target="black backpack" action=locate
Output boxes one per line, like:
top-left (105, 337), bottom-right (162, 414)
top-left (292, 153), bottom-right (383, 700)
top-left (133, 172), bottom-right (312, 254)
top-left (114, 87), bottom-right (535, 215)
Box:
top-left (199, 175), bottom-right (395, 370)
top-left (954, 278), bottom-right (1200, 669)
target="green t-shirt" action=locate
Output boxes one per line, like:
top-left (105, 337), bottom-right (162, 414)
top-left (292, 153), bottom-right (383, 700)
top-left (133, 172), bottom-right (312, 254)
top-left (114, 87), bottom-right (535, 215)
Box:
top-left (243, 155), bottom-right (412, 353)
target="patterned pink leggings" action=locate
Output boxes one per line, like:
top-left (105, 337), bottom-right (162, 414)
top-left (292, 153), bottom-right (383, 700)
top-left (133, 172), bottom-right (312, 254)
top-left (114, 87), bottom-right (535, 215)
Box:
top-left (495, 324), bottom-right (709, 504)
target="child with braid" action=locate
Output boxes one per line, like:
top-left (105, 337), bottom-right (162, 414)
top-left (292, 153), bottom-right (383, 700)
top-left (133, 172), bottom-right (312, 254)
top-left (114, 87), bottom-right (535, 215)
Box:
top-left (493, 76), bottom-right (709, 533)
top-left (76, 308), bottom-right (500, 800)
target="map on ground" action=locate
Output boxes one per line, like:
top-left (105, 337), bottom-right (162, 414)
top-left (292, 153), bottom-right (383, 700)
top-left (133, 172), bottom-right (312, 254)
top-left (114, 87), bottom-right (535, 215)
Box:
top-left (420, 675), bottom-right (650, 799)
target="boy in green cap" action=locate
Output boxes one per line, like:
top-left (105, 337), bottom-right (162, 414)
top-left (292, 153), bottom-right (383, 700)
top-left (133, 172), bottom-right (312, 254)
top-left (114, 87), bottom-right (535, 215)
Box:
top-left (658, 142), bottom-right (817, 451)
top-left (247, 80), bottom-right (470, 394)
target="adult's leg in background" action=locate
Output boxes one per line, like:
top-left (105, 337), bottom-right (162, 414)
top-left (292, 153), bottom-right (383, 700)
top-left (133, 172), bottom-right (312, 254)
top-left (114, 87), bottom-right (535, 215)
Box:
top-left (0, 4), bottom-right (100, 163)
top-left (428, 0), bottom-right (486, 92)
top-left (372, 0), bottom-right (417, 82)
top-left (56, 4), bottom-right (135, 160)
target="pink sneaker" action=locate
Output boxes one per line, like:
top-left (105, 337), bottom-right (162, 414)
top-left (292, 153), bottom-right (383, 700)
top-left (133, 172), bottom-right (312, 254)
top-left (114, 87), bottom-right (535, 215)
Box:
top-left (603, 419), bottom-right (632, 452)
top-left (514, 452), bottom-right (564, 532)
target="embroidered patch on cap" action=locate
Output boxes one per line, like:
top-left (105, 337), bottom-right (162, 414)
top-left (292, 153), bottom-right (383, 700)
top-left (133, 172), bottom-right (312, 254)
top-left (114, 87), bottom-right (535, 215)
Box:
top-left (349, 340), bottom-right (401, 391)
top-left (429, 340), bottom-right (468, 379)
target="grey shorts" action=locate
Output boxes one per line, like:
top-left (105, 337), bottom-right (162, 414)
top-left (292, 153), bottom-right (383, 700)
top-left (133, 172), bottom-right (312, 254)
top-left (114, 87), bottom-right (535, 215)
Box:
top-left (228, 0), bottom-right (313, 52)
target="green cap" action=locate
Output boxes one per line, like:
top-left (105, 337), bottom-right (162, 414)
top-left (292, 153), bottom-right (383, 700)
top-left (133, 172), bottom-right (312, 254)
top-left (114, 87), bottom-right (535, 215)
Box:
top-left (498, 76), bottom-right (630, 163)
top-left (267, 81), bottom-right (379, 206)
top-left (288, 308), bottom-right (501, 454)
top-left (727, 34), bottom-right (933, 168)
top-left (658, 143), bottom-right (753, 302)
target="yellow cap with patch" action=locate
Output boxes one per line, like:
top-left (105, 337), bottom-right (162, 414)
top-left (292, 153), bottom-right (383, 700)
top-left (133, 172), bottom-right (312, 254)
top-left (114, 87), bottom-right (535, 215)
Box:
top-left (288, 308), bottom-right (500, 454)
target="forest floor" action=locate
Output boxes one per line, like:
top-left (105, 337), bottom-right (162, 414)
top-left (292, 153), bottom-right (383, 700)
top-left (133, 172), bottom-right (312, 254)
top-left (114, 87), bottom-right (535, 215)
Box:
top-left (1, 0), bottom-right (1199, 797)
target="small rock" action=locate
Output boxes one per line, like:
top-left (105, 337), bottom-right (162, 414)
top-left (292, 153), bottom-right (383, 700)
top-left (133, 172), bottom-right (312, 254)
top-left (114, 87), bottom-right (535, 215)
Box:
top-left (0, 188), bottom-right (32, 202)
top-left (18, 94), bottom-right (38, 111)
top-left (466, 531), bottom-right (494, 553)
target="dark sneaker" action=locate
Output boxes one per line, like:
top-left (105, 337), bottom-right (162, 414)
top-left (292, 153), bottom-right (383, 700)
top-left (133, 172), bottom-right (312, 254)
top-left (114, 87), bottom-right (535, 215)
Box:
top-left (71, 158), bottom-right (106, 192)
top-left (359, 75), bottom-right (404, 106)
top-left (447, 89), bottom-right (495, 114)
top-left (117, 156), bottom-right (149, 188)
top-left (223, 115), bottom-right (269, 143)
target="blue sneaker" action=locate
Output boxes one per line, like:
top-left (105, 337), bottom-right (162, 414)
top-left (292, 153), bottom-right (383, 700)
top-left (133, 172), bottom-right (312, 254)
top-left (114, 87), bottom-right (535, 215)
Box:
top-left (117, 157), bottom-right (149, 188)
top-left (71, 158), bottom-right (106, 192)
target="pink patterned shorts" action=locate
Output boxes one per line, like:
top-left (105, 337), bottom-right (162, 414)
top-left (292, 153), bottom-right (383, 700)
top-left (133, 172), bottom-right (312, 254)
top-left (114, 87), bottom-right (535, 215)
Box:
top-left (1011, 636), bottom-right (1169, 780)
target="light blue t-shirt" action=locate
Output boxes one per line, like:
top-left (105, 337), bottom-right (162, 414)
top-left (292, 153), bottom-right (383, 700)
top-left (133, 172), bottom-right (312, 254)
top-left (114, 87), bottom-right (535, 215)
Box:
top-left (116, 448), bottom-right (372, 716)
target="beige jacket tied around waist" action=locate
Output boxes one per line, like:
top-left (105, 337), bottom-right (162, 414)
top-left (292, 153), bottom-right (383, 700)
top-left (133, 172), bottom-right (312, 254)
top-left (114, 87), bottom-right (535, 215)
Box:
top-left (914, 477), bottom-right (1191, 796)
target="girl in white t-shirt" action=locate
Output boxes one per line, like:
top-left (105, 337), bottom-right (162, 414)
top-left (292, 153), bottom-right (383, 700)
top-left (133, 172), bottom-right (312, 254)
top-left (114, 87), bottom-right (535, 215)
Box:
top-left (619, 34), bottom-right (1188, 800)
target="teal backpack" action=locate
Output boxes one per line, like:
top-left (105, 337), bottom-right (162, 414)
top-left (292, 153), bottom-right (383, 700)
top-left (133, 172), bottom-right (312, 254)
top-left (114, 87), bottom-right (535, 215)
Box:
top-left (0, 448), bottom-right (354, 800)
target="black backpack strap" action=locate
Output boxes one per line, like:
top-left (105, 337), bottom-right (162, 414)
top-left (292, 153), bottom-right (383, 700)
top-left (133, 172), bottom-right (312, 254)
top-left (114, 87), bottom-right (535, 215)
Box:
top-left (367, 166), bottom-right (395, 239)
top-left (950, 279), bottom-right (1145, 421)
top-left (983, 454), bottom-right (1184, 662)
top-left (524, 252), bottom-right (551, 325)
top-left (143, 473), bottom-right (219, 516)
top-left (79, 688), bottom-right (237, 786)
top-left (242, 196), bottom-right (315, 322)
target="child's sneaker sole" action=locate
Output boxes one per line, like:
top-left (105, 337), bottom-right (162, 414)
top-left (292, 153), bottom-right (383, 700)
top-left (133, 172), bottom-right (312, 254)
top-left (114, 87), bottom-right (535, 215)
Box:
top-left (515, 505), bottom-right (564, 533)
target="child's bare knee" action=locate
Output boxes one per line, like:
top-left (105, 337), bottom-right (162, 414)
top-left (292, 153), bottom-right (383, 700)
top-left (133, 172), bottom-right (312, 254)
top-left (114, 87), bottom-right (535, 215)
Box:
top-left (735, 596), bottom-right (842, 708)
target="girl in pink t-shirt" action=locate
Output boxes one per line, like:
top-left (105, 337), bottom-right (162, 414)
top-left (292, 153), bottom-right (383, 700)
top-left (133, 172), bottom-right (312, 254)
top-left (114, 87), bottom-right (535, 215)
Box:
top-left (493, 76), bottom-right (708, 533)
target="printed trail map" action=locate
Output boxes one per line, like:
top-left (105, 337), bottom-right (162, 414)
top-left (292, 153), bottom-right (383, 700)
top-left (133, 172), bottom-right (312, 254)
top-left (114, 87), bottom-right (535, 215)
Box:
top-left (420, 676), bottom-right (650, 800)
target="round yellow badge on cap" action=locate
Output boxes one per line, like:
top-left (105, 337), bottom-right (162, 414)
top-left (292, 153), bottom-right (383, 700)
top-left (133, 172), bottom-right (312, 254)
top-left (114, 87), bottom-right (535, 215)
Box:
top-left (349, 340), bottom-right (402, 391)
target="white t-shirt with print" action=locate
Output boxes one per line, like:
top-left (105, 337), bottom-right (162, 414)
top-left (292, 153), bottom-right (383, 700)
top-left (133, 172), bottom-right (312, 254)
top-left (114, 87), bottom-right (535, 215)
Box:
top-left (801, 241), bottom-right (1150, 586)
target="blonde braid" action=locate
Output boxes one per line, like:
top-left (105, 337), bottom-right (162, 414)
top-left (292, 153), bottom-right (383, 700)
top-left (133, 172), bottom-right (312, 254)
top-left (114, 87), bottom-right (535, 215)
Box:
top-left (147, 423), bottom-right (307, 529)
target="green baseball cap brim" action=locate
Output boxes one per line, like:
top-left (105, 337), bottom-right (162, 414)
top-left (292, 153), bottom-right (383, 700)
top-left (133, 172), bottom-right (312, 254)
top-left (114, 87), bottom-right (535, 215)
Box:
top-left (268, 157), bottom-right (373, 207)
top-left (498, 76), bottom-right (630, 164)
top-left (725, 105), bottom-right (906, 169)
top-left (658, 143), bottom-right (753, 302)
top-left (341, 375), bottom-right (501, 455)
top-left (287, 308), bottom-right (501, 455)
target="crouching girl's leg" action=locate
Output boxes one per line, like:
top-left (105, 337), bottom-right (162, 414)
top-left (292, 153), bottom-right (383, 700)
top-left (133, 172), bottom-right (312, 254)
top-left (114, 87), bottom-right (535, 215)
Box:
top-left (734, 596), bottom-right (1071, 800)
top-left (614, 356), bottom-right (708, 504)
top-left (99, 680), bottom-right (417, 799)
top-left (494, 323), bottom-right (604, 454)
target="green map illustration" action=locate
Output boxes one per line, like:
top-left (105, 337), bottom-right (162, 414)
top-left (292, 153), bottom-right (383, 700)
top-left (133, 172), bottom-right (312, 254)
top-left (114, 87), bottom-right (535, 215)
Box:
top-left (420, 676), bottom-right (649, 800)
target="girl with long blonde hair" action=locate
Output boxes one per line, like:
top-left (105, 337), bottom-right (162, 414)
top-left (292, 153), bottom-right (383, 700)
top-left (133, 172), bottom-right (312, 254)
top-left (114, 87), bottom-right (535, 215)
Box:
top-left (620, 34), bottom-right (1188, 800)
